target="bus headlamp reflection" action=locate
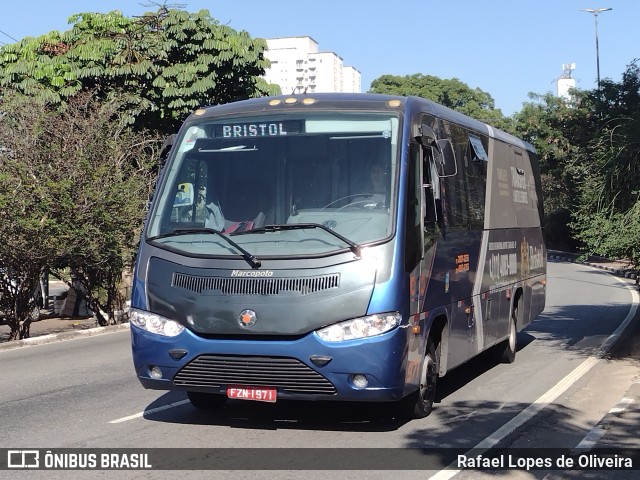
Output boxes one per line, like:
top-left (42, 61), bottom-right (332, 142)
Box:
top-left (130, 308), bottom-right (185, 337)
top-left (316, 312), bottom-right (400, 342)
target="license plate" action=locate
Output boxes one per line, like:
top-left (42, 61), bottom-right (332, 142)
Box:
top-left (227, 385), bottom-right (277, 403)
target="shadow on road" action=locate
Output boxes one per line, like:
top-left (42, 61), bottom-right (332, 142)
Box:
top-left (137, 299), bottom-right (639, 433)
top-left (139, 336), bottom-right (535, 433)
top-left (141, 390), bottom-right (410, 432)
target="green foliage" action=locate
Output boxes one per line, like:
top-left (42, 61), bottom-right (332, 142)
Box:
top-left (0, 5), bottom-right (277, 338)
top-left (0, 95), bottom-right (64, 339)
top-left (572, 204), bottom-right (640, 268)
top-left (515, 92), bottom-right (594, 173)
top-left (0, 91), bottom-right (162, 336)
top-left (512, 60), bottom-right (640, 267)
top-left (512, 91), bottom-right (596, 250)
top-left (0, 7), bottom-right (277, 133)
top-left (369, 73), bottom-right (513, 131)
top-left (570, 62), bottom-right (640, 267)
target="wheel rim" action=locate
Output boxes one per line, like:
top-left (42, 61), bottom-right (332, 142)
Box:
top-left (508, 317), bottom-right (516, 352)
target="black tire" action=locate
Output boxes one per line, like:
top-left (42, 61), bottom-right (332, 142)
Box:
top-left (29, 305), bottom-right (40, 322)
top-left (496, 306), bottom-right (518, 364)
top-left (397, 338), bottom-right (439, 419)
top-left (187, 391), bottom-right (228, 410)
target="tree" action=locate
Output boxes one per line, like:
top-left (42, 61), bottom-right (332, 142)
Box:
top-left (571, 61), bottom-right (640, 268)
top-left (0, 91), bottom-right (162, 336)
top-left (0, 6), bottom-right (280, 133)
top-left (0, 143), bottom-right (51, 339)
top-left (0, 94), bottom-right (66, 339)
top-left (369, 73), bottom-right (512, 131)
top-left (512, 60), bottom-right (640, 267)
top-left (0, 5), bottom-right (281, 337)
top-left (513, 90), bottom-right (596, 250)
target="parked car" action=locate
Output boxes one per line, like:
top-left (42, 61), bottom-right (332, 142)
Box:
top-left (0, 269), bottom-right (43, 322)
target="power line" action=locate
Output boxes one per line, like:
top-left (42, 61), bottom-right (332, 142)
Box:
top-left (0, 29), bottom-right (19, 42)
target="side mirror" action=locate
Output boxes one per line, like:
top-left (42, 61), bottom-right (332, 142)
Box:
top-left (413, 123), bottom-right (437, 145)
top-left (432, 139), bottom-right (457, 178)
top-left (159, 134), bottom-right (176, 165)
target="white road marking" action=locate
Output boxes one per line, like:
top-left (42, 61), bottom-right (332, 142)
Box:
top-left (428, 272), bottom-right (639, 480)
top-left (109, 399), bottom-right (190, 424)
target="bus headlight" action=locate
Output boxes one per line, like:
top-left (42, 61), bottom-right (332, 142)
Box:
top-left (130, 308), bottom-right (185, 337)
top-left (316, 312), bottom-right (401, 342)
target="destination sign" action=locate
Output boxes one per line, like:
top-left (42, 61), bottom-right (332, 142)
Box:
top-left (214, 120), bottom-right (303, 139)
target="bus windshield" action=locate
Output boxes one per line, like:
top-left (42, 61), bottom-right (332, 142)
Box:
top-left (146, 113), bottom-right (400, 258)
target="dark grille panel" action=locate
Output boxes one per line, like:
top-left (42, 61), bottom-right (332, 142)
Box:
top-left (173, 355), bottom-right (336, 395)
top-left (172, 272), bottom-right (340, 295)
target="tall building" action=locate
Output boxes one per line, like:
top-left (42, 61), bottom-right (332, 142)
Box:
top-left (263, 36), bottom-right (361, 94)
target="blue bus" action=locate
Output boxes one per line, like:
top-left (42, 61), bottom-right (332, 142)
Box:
top-left (130, 94), bottom-right (546, 418)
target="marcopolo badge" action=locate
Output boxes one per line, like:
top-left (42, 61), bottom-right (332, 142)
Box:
top-left (239, 309), bottom-right (257, 328)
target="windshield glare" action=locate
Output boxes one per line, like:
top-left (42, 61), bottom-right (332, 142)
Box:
top-left (147, 113), bottom-right (399, 257)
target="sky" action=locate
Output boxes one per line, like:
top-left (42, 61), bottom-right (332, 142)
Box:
top-left (1, 0), bottom-right (637, 116)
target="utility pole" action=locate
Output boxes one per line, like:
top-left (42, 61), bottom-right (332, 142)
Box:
top-left (580, 8), bottom-right (612, 89)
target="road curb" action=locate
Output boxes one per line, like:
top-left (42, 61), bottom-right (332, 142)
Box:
top-left (0, 323), bottom-right (130, 351)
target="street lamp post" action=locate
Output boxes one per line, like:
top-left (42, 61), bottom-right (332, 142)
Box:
top-left (580, 7), bottom-right (612, 89)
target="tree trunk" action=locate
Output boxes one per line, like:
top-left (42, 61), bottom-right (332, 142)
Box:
top-left (19, 319), bottom-right (31, 339)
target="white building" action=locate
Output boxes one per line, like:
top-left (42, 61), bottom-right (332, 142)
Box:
top-left (557, 77), bottom-right (576, 100)
top-left (263, 36), bottom-right (361, 94)
top-left (557, 63), bottom-right (577, 100)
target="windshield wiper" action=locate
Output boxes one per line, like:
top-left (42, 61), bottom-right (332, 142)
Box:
top-left (148, 228), bottom-right (261, 268)
top-left (232, 223), bottom-right (362, 258)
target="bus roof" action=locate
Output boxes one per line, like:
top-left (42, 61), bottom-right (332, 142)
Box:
top-left (187, 93), bottom-right (535, 154)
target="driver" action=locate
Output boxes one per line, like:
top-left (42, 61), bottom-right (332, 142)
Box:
top-left (351, 159), bottom-right (389, 208)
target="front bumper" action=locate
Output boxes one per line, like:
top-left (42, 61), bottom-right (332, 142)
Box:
top-left (131, 323), bottom-right (410, 402)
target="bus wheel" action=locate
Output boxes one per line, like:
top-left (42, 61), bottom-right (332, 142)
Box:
top-left (398, 338), bottom-right (439, 419)
top-left (187, 391), bottom-right (228, 410)
top-left (496, 307), bottom-right (517, 364)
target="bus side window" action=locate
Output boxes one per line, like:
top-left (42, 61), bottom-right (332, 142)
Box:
top-left (433, 122), bottom-right (465, 230)
top-left (465, 135), bottom-right (488, 228)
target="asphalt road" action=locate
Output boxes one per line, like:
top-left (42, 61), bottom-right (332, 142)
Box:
top-left (0, 260), bottom-right (638, 480)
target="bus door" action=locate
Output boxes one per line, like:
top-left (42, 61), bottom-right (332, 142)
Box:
top-left (433, 124), bottom-right (480, 368)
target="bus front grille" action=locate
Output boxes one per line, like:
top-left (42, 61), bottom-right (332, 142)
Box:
top-left (173, 355), bottom-right (337, 395)
top-left (172, 272), bottom-right (340, 296)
